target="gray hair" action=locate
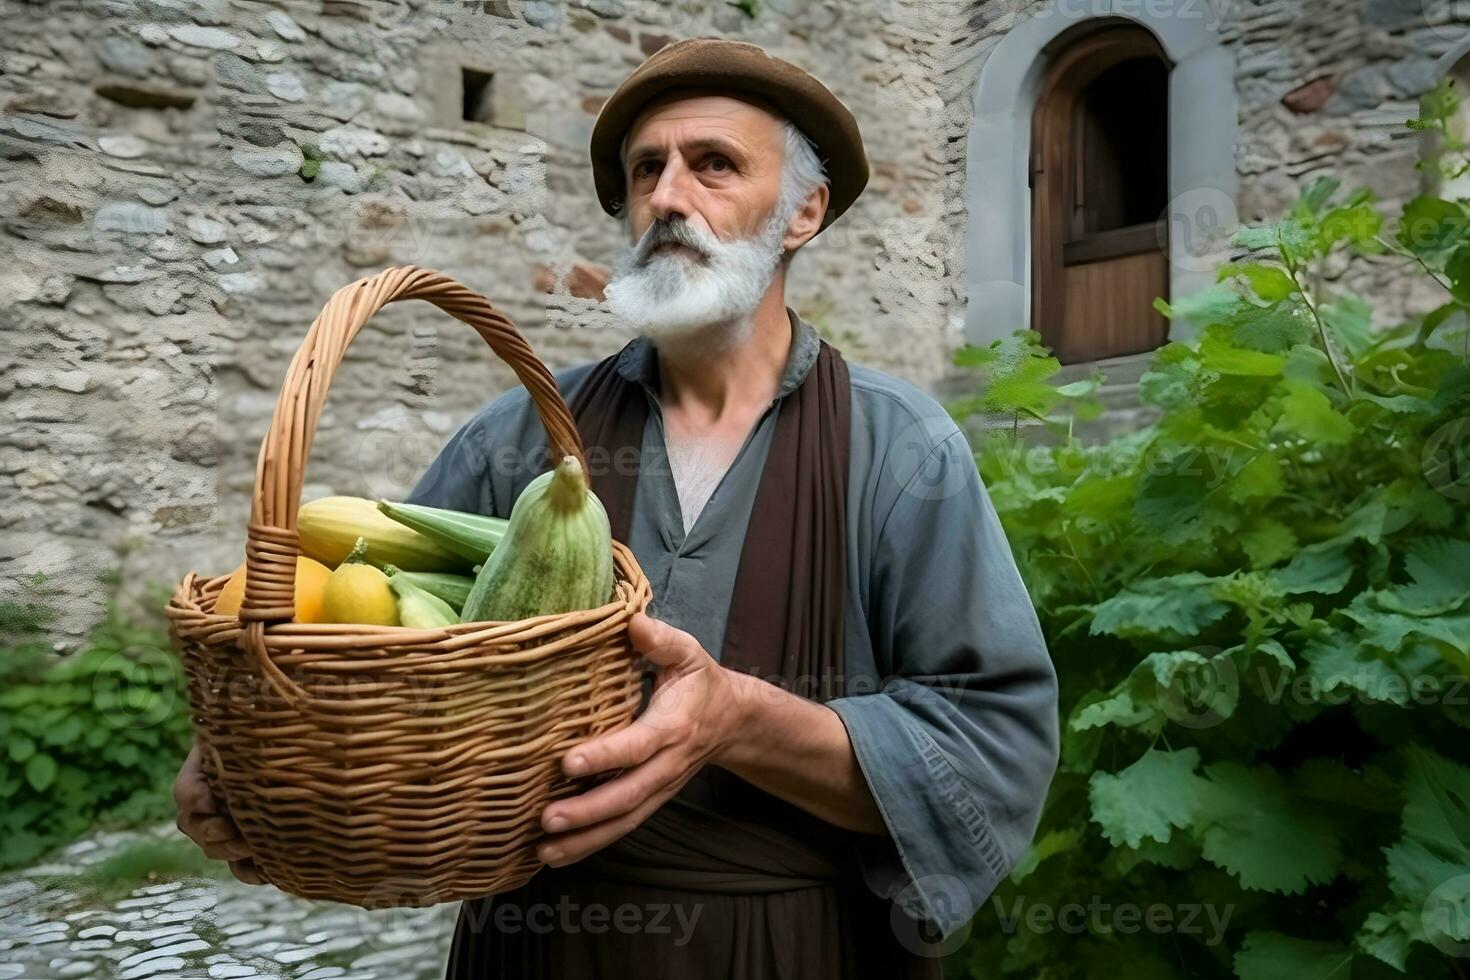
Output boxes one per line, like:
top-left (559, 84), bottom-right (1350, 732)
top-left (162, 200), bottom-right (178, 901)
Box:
top-left (774, 117), bottom-right (829, 238)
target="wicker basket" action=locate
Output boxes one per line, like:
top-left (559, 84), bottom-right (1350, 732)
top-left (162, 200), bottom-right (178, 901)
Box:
top-left (164, 266), bottom-right (652, 909)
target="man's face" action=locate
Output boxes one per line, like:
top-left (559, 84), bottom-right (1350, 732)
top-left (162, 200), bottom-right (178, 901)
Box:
top-left (602, 92), bottom-right (795, 346)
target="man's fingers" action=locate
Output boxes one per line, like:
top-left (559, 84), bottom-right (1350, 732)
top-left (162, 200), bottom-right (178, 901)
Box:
top-left (537, 772), bottom-right (689, 868)
top-left (229, 858), bottom-right (265, 886)
top-left (202, 837), bottom-right (255, 862)
top-left (183, 814), bottom-right (244, 845)
top-left (172, 745), bottom-right (219, 816)
top-left (627, 612), bottom-right (695, 667)
top-left (543, 746), bottom-right (684, 833)
top-left (562, 717), bottom-right (665, 778)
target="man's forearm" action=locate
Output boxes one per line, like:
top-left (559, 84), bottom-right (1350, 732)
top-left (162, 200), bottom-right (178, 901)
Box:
top-left (712, 669), bottom-right (887, 835)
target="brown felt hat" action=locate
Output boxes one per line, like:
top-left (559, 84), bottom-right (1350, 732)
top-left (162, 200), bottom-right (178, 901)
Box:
top-left (589, 37), bottom-right (868, 236)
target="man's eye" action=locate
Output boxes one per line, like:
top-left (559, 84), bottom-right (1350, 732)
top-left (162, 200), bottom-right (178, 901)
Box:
top-left (633, 161), bottom-right (657, 178)
top-left (708, 156), bottom-right (732, 172)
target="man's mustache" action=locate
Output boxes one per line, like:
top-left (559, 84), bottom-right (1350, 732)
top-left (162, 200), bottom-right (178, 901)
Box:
top-left (635, 220), bottom-right (710, 265)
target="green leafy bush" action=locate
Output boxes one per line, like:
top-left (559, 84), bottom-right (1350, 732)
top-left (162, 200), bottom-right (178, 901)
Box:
top-left (948, 171), bottom-right (1469, 975)
top-left (0, 579), bottom-right (193, 870)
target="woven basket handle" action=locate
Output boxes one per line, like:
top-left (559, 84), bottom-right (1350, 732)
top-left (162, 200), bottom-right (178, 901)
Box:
top-left (238, 265), bottom-right (586, 623)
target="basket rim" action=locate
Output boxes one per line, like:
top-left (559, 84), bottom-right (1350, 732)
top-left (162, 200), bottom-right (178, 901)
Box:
top-left (167, 539), bottom-right (652, 668)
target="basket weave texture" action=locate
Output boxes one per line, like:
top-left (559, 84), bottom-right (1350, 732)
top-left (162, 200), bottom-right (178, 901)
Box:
top-left (165, 266), bottom-right (652, 908)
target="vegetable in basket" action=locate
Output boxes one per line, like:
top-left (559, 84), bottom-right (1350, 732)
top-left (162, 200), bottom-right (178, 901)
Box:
top-left (376, 500), bottom-right (510, 564)
top-left (460, 455), bottom-right (616, 622)
top-left (381, 566), bottom-right (475, 613)
top-left (214, 555), bottom-right (333, 622)
top-left (299, 495), bottom-right (469, 572)
top-left (387, 572), bottom-right (461, 629)
top-left (322, 536), bottom-right (400, 626)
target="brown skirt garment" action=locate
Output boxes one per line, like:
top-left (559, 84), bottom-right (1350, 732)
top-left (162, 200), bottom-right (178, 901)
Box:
top-left (443, 772), bottom-right (945, 980)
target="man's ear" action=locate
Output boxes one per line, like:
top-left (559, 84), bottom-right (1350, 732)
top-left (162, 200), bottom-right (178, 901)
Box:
top-left (782, 182), bottom-right (830, 254)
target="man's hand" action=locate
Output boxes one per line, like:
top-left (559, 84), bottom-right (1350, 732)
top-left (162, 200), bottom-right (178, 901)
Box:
top-left (536, 611), bottom-right (745, 868)
top-left (173, 742), bottom-right (265, 886)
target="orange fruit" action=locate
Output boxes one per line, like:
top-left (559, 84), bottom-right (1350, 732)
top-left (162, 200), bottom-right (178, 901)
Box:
top-left (214, 556), bottom-right (334, 623)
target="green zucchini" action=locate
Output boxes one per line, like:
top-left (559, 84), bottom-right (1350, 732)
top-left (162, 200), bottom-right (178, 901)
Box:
top-left (382, 566), bottom-right (475, 613)
top-left (386, 574), bottom-right (460, 629)
top-left (376, 500), bottom-right (510, 564)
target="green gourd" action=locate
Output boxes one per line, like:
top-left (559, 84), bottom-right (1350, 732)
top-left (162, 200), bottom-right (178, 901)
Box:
top-left (382, 566), bottom-right (475, 613)
top-left (459, 455), bottom-right (616, 623)
top-left (376, 500), bottom-right (510, 565)
top-left (386, 574), bottom-right (460, 629)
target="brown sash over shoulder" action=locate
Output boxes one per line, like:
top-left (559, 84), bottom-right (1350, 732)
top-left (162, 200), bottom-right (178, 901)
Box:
top-left (444, 331), bottom-right (942, 980)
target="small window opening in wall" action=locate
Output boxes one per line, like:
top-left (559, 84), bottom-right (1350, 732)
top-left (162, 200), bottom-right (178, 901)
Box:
top-left (462, 67), bottom-right (495, 124)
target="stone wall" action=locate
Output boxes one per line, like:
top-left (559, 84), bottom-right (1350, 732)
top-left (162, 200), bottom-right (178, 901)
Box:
top-left (1, 0), bottom-right (972, 642)
top-left (0, 0), bottom-right (1458, 642)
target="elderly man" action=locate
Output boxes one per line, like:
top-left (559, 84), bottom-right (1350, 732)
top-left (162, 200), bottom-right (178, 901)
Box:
top-left (422, 36), bottom-right (1059, 977)
top-left (174, 36), bottom-right (1059, 979)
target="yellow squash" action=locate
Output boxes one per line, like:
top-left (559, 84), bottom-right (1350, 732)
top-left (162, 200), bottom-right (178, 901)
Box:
top-left (321, 537), bottom-right (400, 626)
top-left (298, 496), bottom-right (469, 572)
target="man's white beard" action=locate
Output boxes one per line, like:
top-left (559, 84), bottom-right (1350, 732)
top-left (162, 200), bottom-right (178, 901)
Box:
top-left (603, 205), bottom-right (790, 349)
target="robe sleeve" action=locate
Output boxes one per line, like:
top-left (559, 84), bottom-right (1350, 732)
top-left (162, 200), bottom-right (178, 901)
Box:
top-left (825, 428), bottom-right (1060, 941)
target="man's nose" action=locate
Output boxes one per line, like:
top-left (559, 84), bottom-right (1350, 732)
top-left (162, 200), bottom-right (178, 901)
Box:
top-left (648, 156), bottom-right (695, 226)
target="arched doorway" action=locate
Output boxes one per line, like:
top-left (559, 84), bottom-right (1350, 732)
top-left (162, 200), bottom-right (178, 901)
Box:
top-left (1030, 25), bottom-right (1172, 364)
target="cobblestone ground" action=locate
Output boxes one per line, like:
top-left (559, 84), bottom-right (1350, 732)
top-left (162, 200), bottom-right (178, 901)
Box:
top-left (0, 823), bottom-right (458, 980)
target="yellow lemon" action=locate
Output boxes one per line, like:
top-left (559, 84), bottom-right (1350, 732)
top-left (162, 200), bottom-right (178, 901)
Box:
top-left (214, 556), bottom-right (334, 624)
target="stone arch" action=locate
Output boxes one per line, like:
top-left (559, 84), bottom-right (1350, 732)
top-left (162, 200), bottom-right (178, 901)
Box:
top-left (962, 0), bottom-right (1237, 349)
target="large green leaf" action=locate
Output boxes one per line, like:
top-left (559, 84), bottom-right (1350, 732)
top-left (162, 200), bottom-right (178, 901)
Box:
top-left (1357, 748), bottom-right (1470, 968)
top-left (1194, 762), bottom-right (1343, 893)
top-left (1089, 573), bottom-right (1232, 639)
top-left (1320, 293), bottom-right (1376, 358)
top-left (1341, 599), bottom-right (1470, 657)
top-left (1376, 537), bottom-right (1470, 615)
top-left (1276, 382), bottom-right (1357, 445)
top-left (1089, 748), bottom-right (1208, 848)
top-left (1233, 932), bottom-right (1354, 980)
top-left (1302, 632), bottom-right (1414, 706)
top-left (1270, 537), bottom-right (1356, 595)
top-left (24, 753), bottom-right (57, 793)
top-left (1396, 196), bottom-right (1468, 263)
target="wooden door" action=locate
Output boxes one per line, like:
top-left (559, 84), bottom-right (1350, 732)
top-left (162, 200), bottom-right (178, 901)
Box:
top-left (1031, 26), bottom-right (1172, 364)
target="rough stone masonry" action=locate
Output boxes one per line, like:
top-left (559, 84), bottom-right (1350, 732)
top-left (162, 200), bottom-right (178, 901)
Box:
top-left (0, 0), bottom-right (1456, 642)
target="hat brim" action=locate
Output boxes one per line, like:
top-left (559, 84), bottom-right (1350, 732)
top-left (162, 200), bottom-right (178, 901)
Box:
top-left (589, 37), bottom-right (868, 237)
